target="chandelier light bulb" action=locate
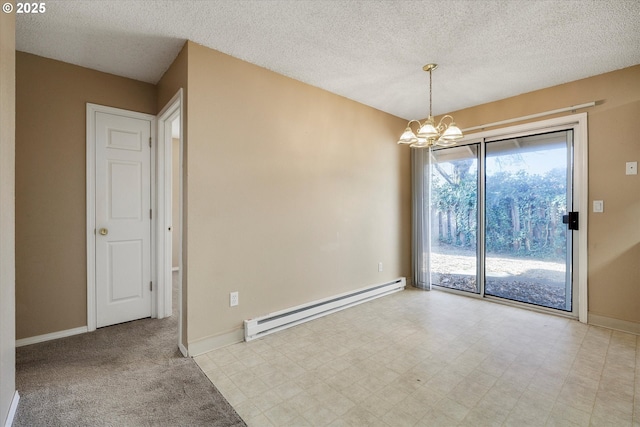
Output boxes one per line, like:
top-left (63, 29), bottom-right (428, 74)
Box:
top-left (417, 122), bottom-right (439, 139)
top-left (397, 127), bottom-right (418, 144)
top-left (441, 122), bottom-right (463, 141)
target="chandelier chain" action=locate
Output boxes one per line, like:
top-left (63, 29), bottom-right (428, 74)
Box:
top-left (429, 67), bottom-right (432, 118)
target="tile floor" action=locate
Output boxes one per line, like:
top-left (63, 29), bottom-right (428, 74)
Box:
top-left (194, 288), bottom-right (639, 426)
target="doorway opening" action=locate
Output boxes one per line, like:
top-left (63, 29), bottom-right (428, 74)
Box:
top-left (86, 90), bottom-right (185, 354)
top-left (157, 90), bottom-right (185, 356)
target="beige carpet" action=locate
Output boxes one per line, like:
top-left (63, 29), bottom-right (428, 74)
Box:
top-left (14, 276), bottom-right (246, 426)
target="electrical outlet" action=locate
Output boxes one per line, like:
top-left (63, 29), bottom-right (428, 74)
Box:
top-left (626, 161), bottom-right (637, 175)
top-left (230, 291), bottom-right (239, 307)
top-left (378, 262), bottom-right (383, 272)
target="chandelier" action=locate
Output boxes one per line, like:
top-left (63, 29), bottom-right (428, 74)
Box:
top-left (397, 64), bottom-right (463, 148)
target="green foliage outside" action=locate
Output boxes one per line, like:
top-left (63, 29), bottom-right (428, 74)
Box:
top-left (431, 160), bottom-right (567, 261)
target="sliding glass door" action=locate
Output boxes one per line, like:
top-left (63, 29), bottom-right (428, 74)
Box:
top-left (484, 131), bottom-right (573, 311)
top-left (430, 129), bottom-right (576, 314)
top-left (430, 145), bottom-right (479, 294)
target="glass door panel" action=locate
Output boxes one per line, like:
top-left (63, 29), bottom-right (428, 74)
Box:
top-left (484, 131), bottom-right (572, 311)
top-left (430, 144), bottom-right (479, 293)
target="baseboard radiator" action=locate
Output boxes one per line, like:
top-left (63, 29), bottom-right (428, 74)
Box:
top-left (244, 277), bottom-right (406, 342)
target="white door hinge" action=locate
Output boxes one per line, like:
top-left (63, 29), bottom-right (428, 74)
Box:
top-left (150, 281), bottom-right (153, 291)
top-left (149, 137), bottom-right (152, 147)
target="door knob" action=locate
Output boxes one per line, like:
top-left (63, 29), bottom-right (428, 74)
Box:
top-left (99, 228), bottom-right (109, 236)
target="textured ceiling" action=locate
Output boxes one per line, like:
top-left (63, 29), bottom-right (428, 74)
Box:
top-left (15, 0), bottom-right (640, 120)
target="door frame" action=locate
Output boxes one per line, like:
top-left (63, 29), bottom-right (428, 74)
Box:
top-left (156, 90), bottom-right (186, 356)
top-left (86, 103), bottom-right (157, 332)
top-left (449, 112), bottom-right (588, 322)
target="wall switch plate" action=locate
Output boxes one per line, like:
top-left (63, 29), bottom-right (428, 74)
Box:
top-left (378, 262), bottom-right (383, 272)
top-left (593, 200), bottom-right (604, 213)
top-left (626, 161), bottom-right (637, 175)
top-left (230, 291), bottom-right (239, 307)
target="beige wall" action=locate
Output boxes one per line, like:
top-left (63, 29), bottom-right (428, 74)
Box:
top-left (15, 40), bottom-right (410, 352)
top-left (15, 52), bottom-right (157, 339)
top-left (442, 65), bottom-right (640, 327)
top-left (185, 42), bottom-right (411, 346)
top-left (0, 2), bottom-right (16, 422)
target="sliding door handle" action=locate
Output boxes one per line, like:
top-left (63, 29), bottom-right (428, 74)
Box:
top-left (562, 212), bottom-right (579, 230)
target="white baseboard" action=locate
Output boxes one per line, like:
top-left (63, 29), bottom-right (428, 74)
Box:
top-left (4, 391), bottom-right (19, 427)
top-left (16, 326), bottom-right (88, 347)
top-left (178, 342), bottom-right (188, 357)
top-left (588, 313), bottom-right (640, 335)
top-left (188, 328), bottom-right (244, 357)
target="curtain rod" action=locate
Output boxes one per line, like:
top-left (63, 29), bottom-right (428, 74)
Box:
top-left (460, 101), bottom-right (596, 133)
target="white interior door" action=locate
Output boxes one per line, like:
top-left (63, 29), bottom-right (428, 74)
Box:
top-left (95, 111), bottom-right (152, 328)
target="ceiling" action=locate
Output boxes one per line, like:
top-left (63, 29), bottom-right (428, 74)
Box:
top-left (15, 0), bottom-right (640, 120)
